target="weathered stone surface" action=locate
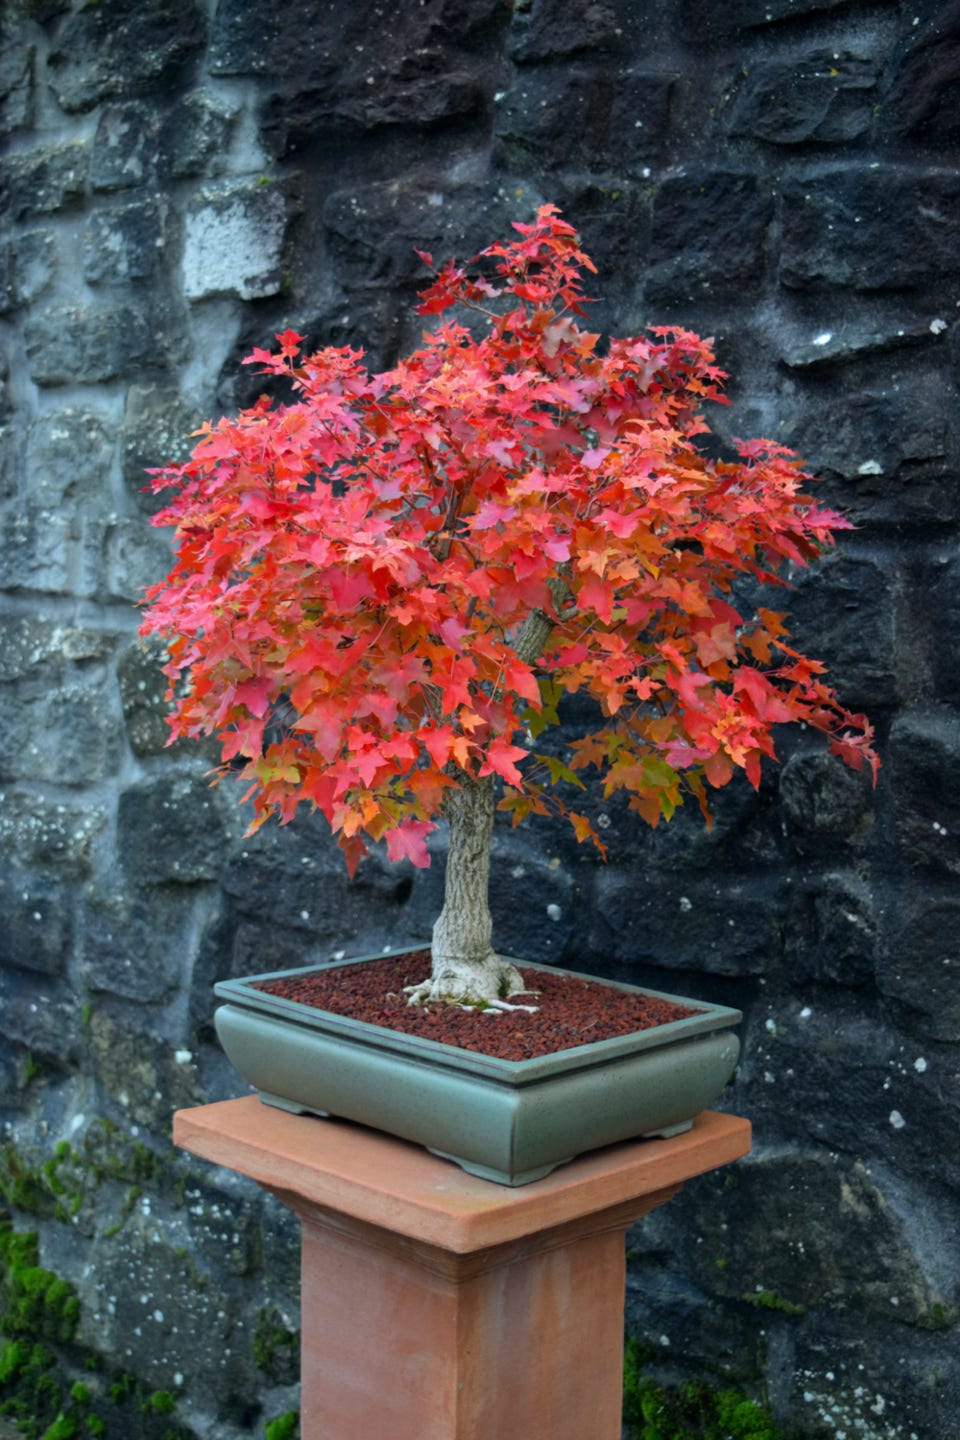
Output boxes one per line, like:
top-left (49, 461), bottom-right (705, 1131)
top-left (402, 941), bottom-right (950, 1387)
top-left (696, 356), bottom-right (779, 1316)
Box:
top-left (75, 1203), bottom-right (247, 1409)
top-left (182, 178), bottom-right (291, 301)
top-left (0, 227), bottom-right (55, 313)
top-left (0, 141), bottom-right (87, 220)
top-left (48, 0), bottom-right (207, 113)
top-left (0, 504), bottom-right (72, 592)
top-left (161, 90), bottom-right (239, 178)
top-left (324, 183), bottom-right (539, 289)
top-left (117, 775), bottom-right (238, 885)
top-left (0, 667), bottom-right (123, 784)
top-left (683, 1151), bottom-right (948, 1326)
top-left (0, 788), bottom-right (105, 877)
top-left (0, 615), bottom-right (113, 682)
top-left (925, 555), bottom-right (960, 706)
top-left (781, 167), bottom-right (960, 290)
top-left (90, 103), bottom-right (160, 192)
top-left (88, 1012), bottom-right (204, 1126)
top-left (739, 989), bottom-right (960, 1190)
top-left (886, 0), bottom-right (960, 139)
top-left (879, 884), bottom-right (960, 1042)
top-left (0, 967), bottom-right (82, 1068)
top-left (0, 873), bottom-right (71, 977)
top-left (78, 887), bottom-right (191, 1002)
top-left (26, 303), bottom-right (160, 385)
top-left (777, 552), bottom-right (897, 707)
top-left (588, 868), bottom-right (785, 977)
top-left (722, 49), bottom-right (878, 144)
top-left (100, 516), bottom-right (174, 602)
top-left (887, 712), bottom-right (960, 877)
top-left (84, 201), bottom-right (165, 285)
top-left (117, 638), bottom-right (175, 758)
top-left (208, 0), bottom-right (343, 76)
top-left (26, 408), bottom-right (114, 511)
top-left (495, 66), bottom-right (675, 175)
top-left (0, 30), bottom-right (34, 134)
top-left (781, 870), bottom-right (877, 985)
top-left (778, 316), bottom-right (935, 371)
top-left (779, 750), bottom-right (875, 856)
top-left (508, 0), bottom-right (621, 62)
top-left (122, 382), bottom-right (201, 514)
top-left (646, 170), bottom-right (774, 303)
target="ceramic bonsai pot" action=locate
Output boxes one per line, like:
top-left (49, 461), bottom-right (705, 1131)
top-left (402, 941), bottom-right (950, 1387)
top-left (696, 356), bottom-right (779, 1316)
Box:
top-left (214, 948), bottom-right (741, 1185)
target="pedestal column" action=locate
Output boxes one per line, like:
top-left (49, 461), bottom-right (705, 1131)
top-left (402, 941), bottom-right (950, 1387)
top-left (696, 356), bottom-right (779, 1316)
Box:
top-left (175, 1099), bottom-right (750, 1440)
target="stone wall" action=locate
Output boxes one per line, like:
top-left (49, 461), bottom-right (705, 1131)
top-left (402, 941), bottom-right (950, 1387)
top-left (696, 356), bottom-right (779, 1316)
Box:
top-left (1, 1), bottom-right (959, 1436)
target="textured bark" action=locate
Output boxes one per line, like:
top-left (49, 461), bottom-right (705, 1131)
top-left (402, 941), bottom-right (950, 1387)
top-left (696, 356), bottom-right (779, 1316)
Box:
top-left (405, 774), bottom-right (530, 1006)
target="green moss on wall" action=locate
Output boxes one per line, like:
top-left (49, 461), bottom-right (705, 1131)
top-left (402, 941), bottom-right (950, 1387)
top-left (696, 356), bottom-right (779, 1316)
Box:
top-left (623, 1338), bottom-right (787, 1440)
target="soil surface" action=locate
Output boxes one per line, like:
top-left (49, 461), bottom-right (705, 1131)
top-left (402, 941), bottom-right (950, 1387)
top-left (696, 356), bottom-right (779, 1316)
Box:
top-left (255, 951), bottom-right (701, 1061)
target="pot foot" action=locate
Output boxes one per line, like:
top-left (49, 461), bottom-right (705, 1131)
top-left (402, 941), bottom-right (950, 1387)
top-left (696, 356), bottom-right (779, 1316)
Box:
top-left (642, 1119), bottom-right (694, 1140)
top-left (426, 1146), bottom-right (574, 1186)
top-left (259, 1090), bottom-right (330, 1119)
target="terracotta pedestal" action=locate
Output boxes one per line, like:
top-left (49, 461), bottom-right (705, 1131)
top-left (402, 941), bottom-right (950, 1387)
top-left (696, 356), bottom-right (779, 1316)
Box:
top-left (174, 1098), bottom-right (750, 1440)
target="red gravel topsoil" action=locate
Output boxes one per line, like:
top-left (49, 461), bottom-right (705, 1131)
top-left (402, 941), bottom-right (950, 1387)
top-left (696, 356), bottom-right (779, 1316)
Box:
top-left (254, 951), bottom-right (701, 1062)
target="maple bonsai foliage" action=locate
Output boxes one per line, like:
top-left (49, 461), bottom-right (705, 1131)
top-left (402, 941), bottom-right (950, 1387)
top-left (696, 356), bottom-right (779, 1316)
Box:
top-left (141, 205), bottom-right (877, 1008)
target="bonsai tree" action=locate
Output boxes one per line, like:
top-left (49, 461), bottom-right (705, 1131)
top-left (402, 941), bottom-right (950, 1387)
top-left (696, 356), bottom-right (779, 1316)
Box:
top-left (141, 206), bottom-right (877, 1008)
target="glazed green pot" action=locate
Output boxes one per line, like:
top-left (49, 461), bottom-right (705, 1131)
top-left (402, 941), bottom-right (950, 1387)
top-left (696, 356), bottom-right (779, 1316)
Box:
top-left (214, 949), bottom-right (741, 1186)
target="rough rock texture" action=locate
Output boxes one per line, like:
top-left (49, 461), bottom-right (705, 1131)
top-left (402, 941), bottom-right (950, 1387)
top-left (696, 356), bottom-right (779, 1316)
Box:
top-left (1, 2), bottom-right (958, 1438)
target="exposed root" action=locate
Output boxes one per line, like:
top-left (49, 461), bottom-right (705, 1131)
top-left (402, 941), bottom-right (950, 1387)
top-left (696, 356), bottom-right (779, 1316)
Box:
top-left (403, 955), bottom-right (539, 1011)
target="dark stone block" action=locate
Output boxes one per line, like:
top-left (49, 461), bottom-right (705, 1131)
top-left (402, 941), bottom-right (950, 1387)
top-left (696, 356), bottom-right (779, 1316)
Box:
top-left (116, 638), bottom-right (175, 758)
top-left (0, 502), bottom-right (72, 592)
top-left (0, 969), bottom-right (81, 1068)
top-left (122, 383), bottom-right (201, 514)
top-left (324, 182), bottom-right (540, 289)
top-left (84, 201), bottom-right (164, 285)
top-left (879, 884), bottom-right (960, 1042)
top-left (682, 0), bottom-right (862, 31)
top-left (0, 31), bottom-right (34, 135)
top-left (779, 750), bottom-right (875, 856)
top-left (646, 170), bottom-right (774, 303)
top-left (488, 831), bottom-right (577, 965)
top-left (161, 90), bottom-right (239, 178)
top-left (0, 874), bottom-right (71, 977)
top-left (777, 551), bottom-right (897, 708)
top-left (781, 871), bottom-right (876, 986)
top-left (678, 1150), bottom-right (946, 1326)
top-left (87, 1011), bottom-right (203, 1128)
top-left (588, 868), bottom-right (785, 977)
top-left (78, 887), bottom-right (192, 1003)
top-left (209, 0), bottom-right (343, 76)
top-left (0, 789), bottom-right (105, 878)
top-left (0, 141), bottom-right (87, 221)
top-left (0, 668), bottom-right (123, 784)
top-left (508, 0), bottom-right (621, 62)
top-left (738, 987), bottom-right (960, 1191)
top-left (495, 66), bottom-right (675, 175)
top-left (780, 167), bottom-right (960, 291)
top-left (219, 815), bottom-right (438, 948)
top-left (101, 516), bottom-right (174, 603)
top-left (89, 104), bottom-right (160, 193)
top-left (25, 303), bottom-right (161, 386)
top-left (0, 227), bottom-right (56, 313)
top-left (0, 615), bottom-right (112, 682)
top-left (26, 407), bottom-right (114, 510)
top-left (117, 774), bottom-right (237, 885)
top-left (887, 712), bottom-right (960, 877)
top-left (722, 49), bottom-right (878, 144)
top-left (925, 556), bottom-right (960, 705)
top-left (887, 0), bottom-right (960, 140)
top-left (48, 0), bottom-right (207, 114)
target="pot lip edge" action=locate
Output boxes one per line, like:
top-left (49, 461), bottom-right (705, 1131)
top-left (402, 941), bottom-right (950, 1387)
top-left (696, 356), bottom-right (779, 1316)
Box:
top-left (213, 945), bottom-right (743, 1080)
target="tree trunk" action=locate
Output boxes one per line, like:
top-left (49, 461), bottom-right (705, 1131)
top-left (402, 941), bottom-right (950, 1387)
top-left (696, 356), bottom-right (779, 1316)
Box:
top-left (404, 774), bottom-right (530, 1007)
